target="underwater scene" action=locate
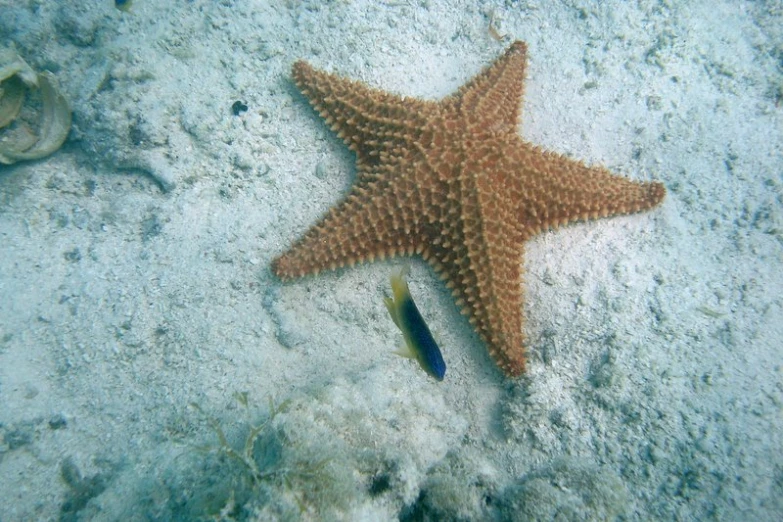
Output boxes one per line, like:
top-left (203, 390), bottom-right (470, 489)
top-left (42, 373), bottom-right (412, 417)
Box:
top-left (1, 1), bottom-right (781, 520)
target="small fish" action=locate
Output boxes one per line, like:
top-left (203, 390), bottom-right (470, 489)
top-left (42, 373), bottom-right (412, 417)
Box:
top-left (384, 266), bottom-right (446, 381)
top-left (115, 0), bottom-right (133, 12)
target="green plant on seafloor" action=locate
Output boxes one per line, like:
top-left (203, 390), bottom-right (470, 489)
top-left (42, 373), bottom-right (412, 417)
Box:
top-left (191, 394), bottom-right (288, 484)
top-left (190, 393), bottom-right (333, 518)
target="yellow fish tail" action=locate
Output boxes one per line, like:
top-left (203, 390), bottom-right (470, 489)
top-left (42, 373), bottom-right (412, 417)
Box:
top-left (389, 265), bottom-right (411, 304)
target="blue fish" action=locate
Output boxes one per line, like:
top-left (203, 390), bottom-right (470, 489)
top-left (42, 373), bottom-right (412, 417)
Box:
top-left (115, 0), bottom-right (133, 12)
top-left (384, 267), bottom-right (446, 381)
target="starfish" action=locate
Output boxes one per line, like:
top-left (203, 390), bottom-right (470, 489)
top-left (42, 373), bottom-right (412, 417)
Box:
top-left (272, 41), bottom-right (665, 376)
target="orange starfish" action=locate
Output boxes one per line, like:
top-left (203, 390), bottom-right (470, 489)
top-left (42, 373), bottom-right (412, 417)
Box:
top-left (272, 41), bottom-right (665, 376)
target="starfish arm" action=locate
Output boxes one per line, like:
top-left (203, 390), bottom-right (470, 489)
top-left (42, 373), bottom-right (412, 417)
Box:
top-left (436, 208), bottom-right (527, 376)
top-left (468, 238), bottom-right (527, 376)
top-left (272, 174), bottom-right (429, 280)
top-left (450, 41), bottom-right (528, 135)
top-left (292, 61), bottom-right (439, 175)
top-left (509, 141), bottom-right (666, 235)
top-left (433, 249), bottom-right (527, 377)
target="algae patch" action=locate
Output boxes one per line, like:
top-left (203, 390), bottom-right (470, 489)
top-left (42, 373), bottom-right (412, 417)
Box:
top-left (0, 47), bottom-right (71, 165)
top-left (179, 395), bottom-right (347, 519)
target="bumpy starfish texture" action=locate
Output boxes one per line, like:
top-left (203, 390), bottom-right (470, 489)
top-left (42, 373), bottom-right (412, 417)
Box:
top-left (272, 41), bottom-right (665, 376)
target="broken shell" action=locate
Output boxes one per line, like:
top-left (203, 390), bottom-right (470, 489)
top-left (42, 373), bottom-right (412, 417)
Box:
top-left (0, 75), bottom-right (26, 128)
top-left (0, 47), bottom-right (38, 87)
top-left (0, 48), bottom-right (71, 165)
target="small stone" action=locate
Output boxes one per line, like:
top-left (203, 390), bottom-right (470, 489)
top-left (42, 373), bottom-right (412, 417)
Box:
top-left (231, 100), bottom-right (248, 116)
top-left (49, 413), bottom-right (68, 430)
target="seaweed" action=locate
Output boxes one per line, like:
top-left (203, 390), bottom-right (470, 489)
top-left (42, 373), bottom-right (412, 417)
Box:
top-left (190, 395), bottom-right (296, 485)
top-left (184, 394), bottom-right (338, 519)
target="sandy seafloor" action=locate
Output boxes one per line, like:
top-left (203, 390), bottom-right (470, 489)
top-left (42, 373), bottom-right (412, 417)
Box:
top-left (1, 0), bottom-right (781, 520)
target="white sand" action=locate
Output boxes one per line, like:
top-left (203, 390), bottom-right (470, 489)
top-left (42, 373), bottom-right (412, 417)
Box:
top-left (1, 0), bottom-right (781, 520)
